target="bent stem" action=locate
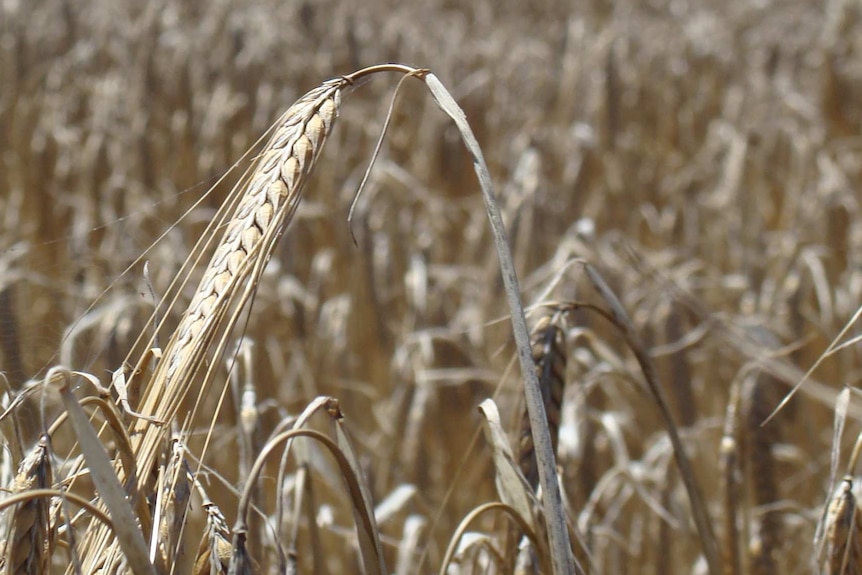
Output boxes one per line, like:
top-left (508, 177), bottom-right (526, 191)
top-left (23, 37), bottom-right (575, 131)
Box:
top-left (424, 73), bottom-right (578, 575)
top-left (584, 263), bottom-right (722, 575)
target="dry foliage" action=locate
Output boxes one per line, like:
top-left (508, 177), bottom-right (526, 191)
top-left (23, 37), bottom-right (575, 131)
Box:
top-left (3, 0), bottom-right (862, 574)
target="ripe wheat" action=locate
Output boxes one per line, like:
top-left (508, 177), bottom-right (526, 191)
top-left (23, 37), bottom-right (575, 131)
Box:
top-left (76, 77), bottom-right (347, 575)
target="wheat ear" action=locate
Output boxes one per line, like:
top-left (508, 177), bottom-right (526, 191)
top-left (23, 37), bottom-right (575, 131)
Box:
top-left (825, 477), bottom-right (862, 575)
top-left (74, 78), bottom-right (345, 575)
top-left (2, 434), bottom-right (53, 575)
top-left (193, 498), bottom-right (232, 575)
top-left (744, 372), bottom-right (781, 575)
top-left (518, 313), bottom-right (567, 492)
top-left (512, 313), bottom-right (566, 573)
top-left (130, 79), bottom-right (344, 482)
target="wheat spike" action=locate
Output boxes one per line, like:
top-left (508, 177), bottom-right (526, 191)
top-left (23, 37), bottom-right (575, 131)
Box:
top-left (743, 369), bottom-right (782, 575)
top-left (193, 500), bottom-right (232, 575)
top-left (165, 84), bottom-right (340, 380)
top-left (825, 477), bottom-right (862, 575)
top-left (131, 78), bottom-right (344, 480)
top-left (2, 434), bottom-right (53, 575)
top-left (76, 78), bottom-right (346, 574)
top-left (157, 439), bottom-right (191, 567)
top-left (517, 313), bottom-right (566, 492)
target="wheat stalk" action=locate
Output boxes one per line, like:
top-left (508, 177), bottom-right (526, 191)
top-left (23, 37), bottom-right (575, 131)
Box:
top-left (720, 373), bottom-right (743, 575)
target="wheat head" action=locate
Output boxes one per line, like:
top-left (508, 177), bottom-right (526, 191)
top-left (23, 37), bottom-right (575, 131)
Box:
top-left (75, 77), bottom-right (347, 574)
top-left (2, 435), bottom-right (53, 575)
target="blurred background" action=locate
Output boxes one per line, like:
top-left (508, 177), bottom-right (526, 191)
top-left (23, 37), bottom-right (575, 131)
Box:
top-left (2, 0), bottom-right (862, 573)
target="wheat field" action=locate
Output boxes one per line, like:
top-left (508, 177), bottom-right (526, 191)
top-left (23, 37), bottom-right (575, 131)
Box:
top-left (2, 0), bottom-right (862, 573)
